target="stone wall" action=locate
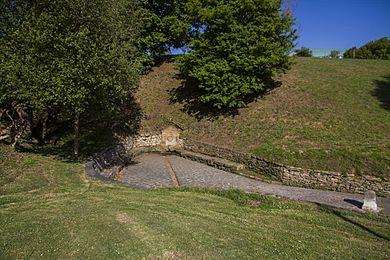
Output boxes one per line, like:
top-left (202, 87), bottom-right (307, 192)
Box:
top-left (85, 132), bottom-right (390, 196)
top-left (183, 139), bottom-right (390, 196)
top-left (122, 133), bottom-right (162, 150)
top-left (85, 144), bottom-right (131, 183)
top-left (86, 130), bottom-right (174, 182)
top-left (279, 166), bottom-right (390, 196)
top-left (183, 139), bottom-right (281, 179)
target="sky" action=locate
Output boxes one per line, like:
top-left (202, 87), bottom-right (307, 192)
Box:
top-left (294, 0), bottom-right (390, 49)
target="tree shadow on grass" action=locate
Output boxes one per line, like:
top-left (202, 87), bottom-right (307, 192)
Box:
top-left (169, 73), bottom-right (282, 121)
top-left (372, 76), bottom-right (390, 111)
top-left (316, 203), bottom-right (390, 242)
top-left (16, 95), bottom-right (142, 163)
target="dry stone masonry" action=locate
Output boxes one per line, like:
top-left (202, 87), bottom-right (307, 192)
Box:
top-left (86, 127), bottom-right (390, 196)
top-left (123, 133), bottom-right (162, 148)
top-left (182, 139), bottom-right (390, 196)
top-left (85, 144), bottom-right (131, 183)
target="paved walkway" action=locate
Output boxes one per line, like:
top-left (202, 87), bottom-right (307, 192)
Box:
top-left (117, 153), bottom-right (390, 215)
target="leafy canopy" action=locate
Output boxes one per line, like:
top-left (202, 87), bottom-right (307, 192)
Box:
top-left (0, 0), bottom-right (141, 146)
top-left (137, 0), bottom-right (190, 65)
top-left (178, 0), bottom-right (296, 109)
top-left (1, 0), bottom-right (298, 147)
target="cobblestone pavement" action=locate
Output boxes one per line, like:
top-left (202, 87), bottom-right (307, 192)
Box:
top-left (116, 153), bottom-right (173, 188)
top-left (119, 153), bottom-right (390, 215)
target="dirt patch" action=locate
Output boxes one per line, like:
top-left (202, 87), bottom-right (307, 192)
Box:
top-left (116, 212), bottom-right (135, 224)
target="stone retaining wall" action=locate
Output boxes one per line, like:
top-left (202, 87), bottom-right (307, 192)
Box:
top-left (122, 133), bottom-right (162, 150)
top-left (279, 166), bottom-right (390, 196)
top-left (183, 139), bottom-right (390, 196)
top-left (85, 131), bottom-right (389, 196)
top-left (85, 133), bottom-right (169, 181)
top-left (183, 139), bottom-right (281, 179)
top-left (85, 144), bottom-right (131, 183)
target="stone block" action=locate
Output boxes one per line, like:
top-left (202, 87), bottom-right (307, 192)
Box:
top-left (362, 190), bottom-right (378, 212)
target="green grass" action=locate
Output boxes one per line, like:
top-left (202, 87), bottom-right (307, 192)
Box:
top-left (137, 57), bottom-right (390, 178)
top-left (1, 145), bottom-right (390, 259)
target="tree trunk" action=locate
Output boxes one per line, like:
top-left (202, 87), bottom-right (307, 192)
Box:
top-left (11, 109), bottom-right (27, 147)
top-left (26, 108), bottom-right (33, 137)
top-left (74, 112), bottom-right (80, 158)
top-left (41, 111), bottom-right (48, 142)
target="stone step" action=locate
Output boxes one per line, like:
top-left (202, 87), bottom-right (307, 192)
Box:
top-left (174, 149), bottom-right (245, 173)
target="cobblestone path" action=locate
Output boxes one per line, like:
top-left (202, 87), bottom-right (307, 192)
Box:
top-left (119, 153), bottom-right (390, 215)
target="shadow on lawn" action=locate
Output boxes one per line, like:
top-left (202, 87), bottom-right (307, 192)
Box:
top-left (16, 95), bottom-right (142, 163)
top-left (372, 76), bottom-right (390, 111)
top-left (169, 72), bottom-right (282, 120)
top-left (316, 203), bottom-right (390, 242)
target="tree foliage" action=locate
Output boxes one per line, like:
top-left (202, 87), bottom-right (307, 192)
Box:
top-left (343, 47), bottom-right (356, 59)
top-left (330, 50), bottom-right (340, 58)
top-left (1, 0), bottom-right (298, 150)
top-left (344, 37), bottom-right (390, 60)
top-left (178, 0), bottom-right (296, 109)
top-left (137, 0), bottom-right (190, 65)
top-left (0, 0), bottom-right (141, 151)
top-left (294, 47), bottom-right (312, 57)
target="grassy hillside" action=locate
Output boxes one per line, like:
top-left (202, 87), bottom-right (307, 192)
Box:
top-left (1, 145), bottom-right (390, 259)
top-left (137, 57), bottom-right (390, 178)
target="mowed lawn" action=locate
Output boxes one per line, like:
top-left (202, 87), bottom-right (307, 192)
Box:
top-left (1, 145), bottom-right (390, 259)
top-left (137, 58), bottom-right (390, 178)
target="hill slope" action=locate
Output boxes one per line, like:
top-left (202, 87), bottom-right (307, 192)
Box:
top-left (136, 57), bottom-right (390, 178)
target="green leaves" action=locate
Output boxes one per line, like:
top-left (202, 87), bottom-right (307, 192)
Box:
top-left (0, 0), bottom-right (142, 145)
top-left (179, 0), bottom-right (296, 109)
top-left (344, 37), bottom-right (390, 60)
top-left (137, 0), bottom-right (190, 64)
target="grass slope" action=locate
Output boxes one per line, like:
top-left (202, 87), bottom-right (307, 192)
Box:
top-left (137, 57), bottom-right (390, 178)
top-left (1, 145), bottom-right (390, 259)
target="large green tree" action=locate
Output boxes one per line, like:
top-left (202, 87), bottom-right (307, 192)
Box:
top-left (0, 0), bottom-right (142, 155)
top-left (178, 0), bottom-right (296, 109)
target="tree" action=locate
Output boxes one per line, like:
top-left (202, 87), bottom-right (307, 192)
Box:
top-left (344, 37), bottom-right (390, 59)
top-left (0, 0), bottom-right (142, 155)
top-left (343, 47), bottom-right (357, 59)
top-left (137, 0), bottom-right (190, 65)
top-left (294, 47), bottom-right (312, 57)
top-left (330, 50), bottom-right (340, 58)
top-left (178, 0), bottom-right (296, 109)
